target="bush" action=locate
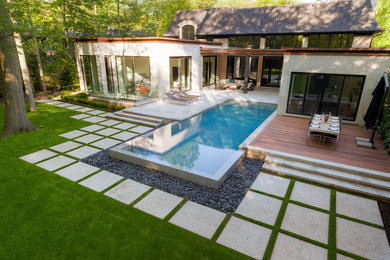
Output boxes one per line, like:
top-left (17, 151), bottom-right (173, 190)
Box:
top-left (378, 91), bottom-right (390, 154)
top-left (60, 93), bottom-right (125, 111)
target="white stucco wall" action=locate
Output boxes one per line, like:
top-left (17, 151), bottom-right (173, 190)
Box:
top-left (352, 35), bottom-right (372, 48)
top-left (74, 40), bottom-right (220, 97)
top-left (277, 54), bottom-right (390, 125)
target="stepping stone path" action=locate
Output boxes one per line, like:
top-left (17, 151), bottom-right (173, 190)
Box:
top-left (22, 100), bottom-right (389, 260)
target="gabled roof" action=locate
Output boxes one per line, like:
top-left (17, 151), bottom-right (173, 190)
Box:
top-left (164, 0), bottom-right (381, 37)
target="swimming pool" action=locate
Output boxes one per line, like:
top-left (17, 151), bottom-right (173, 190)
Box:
top-left (110, 100), bottom-right (276, 188)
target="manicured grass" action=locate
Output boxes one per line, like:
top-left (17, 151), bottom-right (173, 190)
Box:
top-left (0, 104), bottom-right (249, 259)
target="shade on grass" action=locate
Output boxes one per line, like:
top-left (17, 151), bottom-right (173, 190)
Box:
top-left (0, 104), bottom-right (249, 259)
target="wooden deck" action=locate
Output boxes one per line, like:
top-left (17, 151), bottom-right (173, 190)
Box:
top-left (250, 116), bottom-right (390, 173)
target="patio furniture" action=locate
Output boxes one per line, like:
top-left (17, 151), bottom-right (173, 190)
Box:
top-left (178, 90), bottom-right (202, 100)
top-left (172, 91), bottom-right (200, 101)
top-left (308, 114), bottom-right (341, 146)
top-left (137, 85), bottom-right (150, 94)
top-left (164, 92), bottom-right (193, 104)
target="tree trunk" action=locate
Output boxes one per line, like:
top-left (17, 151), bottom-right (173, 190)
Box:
top-left (33, 36), bottom-right (47, 95)
top-left (14, 32), bottom-right (37, 112)
top-left (0, 2), bottom-right (36, 138)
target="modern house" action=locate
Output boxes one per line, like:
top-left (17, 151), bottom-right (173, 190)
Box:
top-left (74, 0), bottom-right (390, 125)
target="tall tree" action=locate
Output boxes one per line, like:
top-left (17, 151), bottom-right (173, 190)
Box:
top-left (0, 1), bottom-right (36, 138)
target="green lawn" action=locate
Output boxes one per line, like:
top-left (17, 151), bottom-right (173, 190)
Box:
top-left (0, 103), bottom-right (249, 259)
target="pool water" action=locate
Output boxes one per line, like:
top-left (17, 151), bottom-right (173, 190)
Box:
top-left (110, 100), bottom-right (276, 187)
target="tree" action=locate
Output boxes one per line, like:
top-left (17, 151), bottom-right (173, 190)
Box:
top-left (0, 1), bottom-right (36, 138)
top-left (371, 0), bottom-right (390, 47)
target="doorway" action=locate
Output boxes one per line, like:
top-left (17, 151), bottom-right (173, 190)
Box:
top-left (261, 56), bottom-right (283, 87)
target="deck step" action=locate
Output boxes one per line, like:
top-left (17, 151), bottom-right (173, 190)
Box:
top-left (114, 112), bottom-right (164, 124)
top-left (265, 156), bottom-right (390, 191)
top-left (106, 114), bottom-right (160, 127)
top-left (249, 146), bottom-right (390, 182)
top-left (261, 164), bottom-right (390, 200)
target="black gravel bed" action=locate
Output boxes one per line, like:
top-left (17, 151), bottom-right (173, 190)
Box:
top-left (378, 201), bottom-right (390, 245)
top-left (81, 149), bottom-right (262, 214)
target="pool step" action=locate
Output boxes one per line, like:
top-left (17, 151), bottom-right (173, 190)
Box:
top-left (114, 111), bottom-right (164, 124)
top-left (106, 113), bottom-right (161, 127)
top-left (262, 156), bottom-right (390, 200)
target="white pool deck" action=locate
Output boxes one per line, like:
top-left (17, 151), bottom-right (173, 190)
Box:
top-left (122, 87), bottom-right (280, 121)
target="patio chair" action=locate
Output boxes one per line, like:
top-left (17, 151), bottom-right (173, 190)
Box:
top-left (323, 117), bottom-right (342, 144)
top-left (137, 85), bottom-right (150, 94)
top-left (164, 92), bottom-right (193, 104)
top-left (307, 114), bottom-right (323, 142)
top-left (176, 90), bottom-right (202, 100)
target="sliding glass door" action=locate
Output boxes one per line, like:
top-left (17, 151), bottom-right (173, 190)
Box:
top-left (287, 72), bottom-right (365, 121)
top-left (261, 56), bottom-right (283, 87)
top-left (81, 55), bottom-right (101, 93)
top-left (227, 56), bottom-right (259, 84)
top-left (202, 56), bottom-right (216, 86)
top-left (115, 56), bottom-right (153, 100)
top-left (104, 56), bottom-right (115, 94)
top-left (170, 57), bottom-right (191, 91)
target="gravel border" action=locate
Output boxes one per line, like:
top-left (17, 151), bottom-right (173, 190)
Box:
top-left (82, 149), bottom-right (262, 214)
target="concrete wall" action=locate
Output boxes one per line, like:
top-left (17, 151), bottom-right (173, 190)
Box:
top-left (352, 35), bottom-right (372, 48)
top-left (213, 38), bottom-right (229, 48)
top-left (277, 54), bottom-right (390, 125)
top-left (74, 41), bottom-right (220, 97)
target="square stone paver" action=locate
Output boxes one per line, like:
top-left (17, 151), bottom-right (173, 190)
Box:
top-left (90, 138), bottom-right (122, 149)
top-left (70, 114), bottom-right (91, 120)
top-left (336, 192), bottom-right (383, 226)
top-left (76, 107), bottom-right (94, 113)
top-left (290, 182), bottom-right (330, 210)
top-left (130, 125), bottom-right (154, 134)
top-left (79, 171), bottom-right (123, 192)
top-left (251, 173), bottom-right (290, 197)
top-left (99, 112), bottom-right (114, 118)
top-left (56, 103), bottom-right (73, 107)
top-left (50, 141), bottom-right (82, 153)
top-left (20, 149), bottom-right (57, 164)
top-left (337, 217), bottom-right (390, 259)
top-left (36, 99), bottom-right (50, 103)
top-left (111, 131), bottom-right (138, 141)
top-left (281, 203), bottom-right (329, 244)
top-left (169, 201), bottom-right (226, 239)
top-left (271, 233), bottom-right (327, 260)
top-left (235, 191), bottom-right (282, 226)
top-left (95, 128), bottom-right (121, 136)
top-left (67, 105), bottom-right (83, 110)
top-left (104, 179), bottom-right (150, 204)
top-left (134, 189), bottom-right (182, 219)
top-left (74, 134), bottom-right (103, 144)
top-left (80, 124), bottom-right (106, 132)
top-left (36, 155), bottom-right (76, 172)
top-left (59, 130), bottom-right (87, 139)
top-left (55, 162), bottom-right (100, 181)
top-left (113, 122), bottom-right (136, 130)
top-left (217, 216), bottom-right (272, 259)
top-left (47, 101), bottom-right (61, 105)
top-left (66, 146), bottom-right (101, 159)
top-left (99, 119), bottom-right (121, 127)
top-left (86, 110), bottom-right (105, 115)
top-left (83, 116), bottom-right (106, 123)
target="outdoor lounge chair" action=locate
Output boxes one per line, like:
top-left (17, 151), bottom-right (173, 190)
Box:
top-left (179, 90), bottom-right (202, 100)
top-left (164, 92), bottom-right (193, 104)
top-left (173, 90), bottom-right (201, 101)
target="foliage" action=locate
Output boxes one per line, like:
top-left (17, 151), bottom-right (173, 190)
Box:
top-left (371, 0), bottom-right (390, 48)
top-left (61, 92), bottom-right (125, 111)
top-left (378, 72), bottom-right (390, 154)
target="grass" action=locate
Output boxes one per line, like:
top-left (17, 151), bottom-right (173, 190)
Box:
top-left (0, 103), bottom-right (249, 259)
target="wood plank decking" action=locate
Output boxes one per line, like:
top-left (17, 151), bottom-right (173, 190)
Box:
top-left (250, 116), bottom-right (390, 173)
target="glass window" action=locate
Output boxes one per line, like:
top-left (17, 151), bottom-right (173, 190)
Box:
top-left (81, 55), bottom-right (100, 93)
top-left (308, 34), bottom-right (319, 48)
top-left (182, 25), bottom-right (195, 40)
top-left (104, 56), bottom-right (114, 94)
top-left (330, 34), bottom-right (342, 48)
top-left (283, 35), bottom-right (294, 48)
top-left (287, 73), bottom-right (308, 114)
top-left (308, 34), bottom-right (353, 48)
top-left (318, 34), bottom-right (330, 48)
top-left (202, 56), bottom-right (216, 86)
top-left (170, 57), bottom-right (191, 91)
top-left (274, 35), bottom-right (284, 49)
top-left (293, 35), bottom-right (303, 48)
top-left (261, 57), bottom-right (283, 87)
top-left (115, 56), bottom-right (153, 99)
top-left (341, 34), bottom-right (353, 48)
top-left (265, 35), bottom-right (275, 49)
top-left (287, 72), bottom-right (365, 121)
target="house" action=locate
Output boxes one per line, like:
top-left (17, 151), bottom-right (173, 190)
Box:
top-left (74, 0), bottom-right (390, 125)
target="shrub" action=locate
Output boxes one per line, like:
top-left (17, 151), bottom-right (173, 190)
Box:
top-left (60, 93), bottom-right (125, 111)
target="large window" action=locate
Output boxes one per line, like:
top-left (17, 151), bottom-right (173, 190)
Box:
top-left (228, 36), bottom-right (260, 49)
top-left (265, 35), bottom-right (303, 49)
top-left (261, 57), bottom-right (283, 87)
top-left (115, 56), bottom-right (153, 100)
top-left (81, 55), bottom-right (100, 93)
top-left (182, 25), bottom-right (195, 40)
top-left (170, 57), bottom-right (191, 91)
top-left (104, 56), bottom-right (114, 94)
top-left (286, 72), bottom-right (365, 121)
top-left (308, 34), bottom-right (353, 48)
top-left (202, 56), bottom-right (216, 86)
top-left (227, 56), bottom-right (259, 84)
